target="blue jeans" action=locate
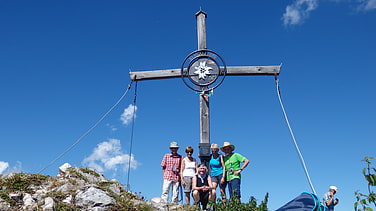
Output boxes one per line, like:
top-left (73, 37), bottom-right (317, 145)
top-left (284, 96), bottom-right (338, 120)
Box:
top-left (228, 178), bottom-right (241, 198)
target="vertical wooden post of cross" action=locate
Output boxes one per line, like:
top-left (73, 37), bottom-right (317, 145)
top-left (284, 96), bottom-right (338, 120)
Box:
top-left (196, 11), bottom-right (211, 168)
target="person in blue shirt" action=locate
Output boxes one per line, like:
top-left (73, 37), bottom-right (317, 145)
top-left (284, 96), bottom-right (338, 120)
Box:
top-left (209, 143), bottom-right (227, 201)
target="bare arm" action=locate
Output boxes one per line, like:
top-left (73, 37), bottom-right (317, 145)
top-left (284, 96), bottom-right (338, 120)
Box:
top-left (325, 198), bottom-right (333, 206)
top-left (241, 158), bottom-right (250, 170)
top-left (192, 175), bottom-right (198, 190)
top-left (207, 175), bottom-right (214, 189)
top-left (180, 158), bottom-right (185, 184)
top-left (220, 155), bottom-right (225, 173)
top-left (325, 193), bottom-right (336, 206)
top-left (162, 167), bottom-right (165, 178)
top-left (195, 158), bottom-right (198, 174)
top-left (234, 158), bottom-right (250, 176)
top-left (220, 155), bottom-right (226, 183)
top-left (161, 155), bottom-right (166, 177)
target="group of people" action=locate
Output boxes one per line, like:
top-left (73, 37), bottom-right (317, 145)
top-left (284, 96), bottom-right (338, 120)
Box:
top-left (160, 141), bottom-right (249, 209)
top-left (160, 141), bottom-right (340, 210)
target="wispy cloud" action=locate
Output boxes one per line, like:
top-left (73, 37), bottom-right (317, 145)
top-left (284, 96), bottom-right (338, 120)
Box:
top-left (282, 0), bottom-right (376, 26)
top-left (8, 161), bottom-right (22, 173)
top-left (106, 123), bottom-right (118, 132)
top-left (357, 0), bottom-right (376, 11)
top-left (82, 139), bottom-right (138, 173)
top-left (120, 104), bottom-right (137, 125)
top-left (0, 161), bottom-right (9, 174)
top-left (282, 0), bottom-right (318, 26)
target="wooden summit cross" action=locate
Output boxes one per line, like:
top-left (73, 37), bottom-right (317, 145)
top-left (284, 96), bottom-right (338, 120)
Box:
top-left (129, 11), bottom-right (281, 165)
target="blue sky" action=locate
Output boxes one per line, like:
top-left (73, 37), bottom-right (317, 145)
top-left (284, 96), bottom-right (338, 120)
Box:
top-left (1, 0), bottom-right (375, 210)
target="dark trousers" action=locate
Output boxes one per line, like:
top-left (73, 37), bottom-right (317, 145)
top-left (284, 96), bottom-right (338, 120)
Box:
top-left (228, 178), bottom-right (241, 198)
top-left (198, 190), bottom-right (209, 209)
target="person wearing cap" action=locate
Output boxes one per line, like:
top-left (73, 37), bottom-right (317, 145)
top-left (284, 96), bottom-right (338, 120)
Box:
top-left (160, 141), bottom-right (183, 203)
top-left (209, 143), bottom-right (227, 201)
top-left (180, 146), bottom-right (198, 205)
top-left (322, 186), bottom-right (339, 211)
top-left (220, 142), bottom-right (250, 199)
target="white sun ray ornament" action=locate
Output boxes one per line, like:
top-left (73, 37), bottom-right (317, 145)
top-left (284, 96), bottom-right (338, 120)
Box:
top-left (194, 60), bottom-right (213, 79)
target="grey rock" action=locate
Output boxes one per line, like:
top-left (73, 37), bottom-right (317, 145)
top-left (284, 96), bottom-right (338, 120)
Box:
top-left (32, 189), bottom-right (47, 201)
top-left (54, 182), bottom-right (76, 193)
top-left (62, 195), bottom-right (72, 204)
top-left (0, 168), bottom-right (161, 210)
top-left (22, 193), bottom-right (36, 210)
top-left (42, 197), bottom-right (55, 211)
top-left (0, 198), bottom-right (10, 211)
top-left (150, 197), bottom-right (168, 211)
top-left (75, 186), bottom-right (115, 209)
top-left (107, 183), bottom-right (122, 195)
top-left (9, 192), bottom-right (22, 202)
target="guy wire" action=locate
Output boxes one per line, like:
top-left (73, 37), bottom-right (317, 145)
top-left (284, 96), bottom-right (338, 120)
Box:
top-left (126, 81), bottom-right (138, 190)
top-left (38, 81), bottom-right (134, 174)
top-left (275, 76), bottom-right (317, 195)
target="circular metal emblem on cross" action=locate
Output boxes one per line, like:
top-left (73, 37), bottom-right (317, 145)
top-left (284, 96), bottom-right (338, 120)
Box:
top-left (181, 49), bottom-right (226, 92)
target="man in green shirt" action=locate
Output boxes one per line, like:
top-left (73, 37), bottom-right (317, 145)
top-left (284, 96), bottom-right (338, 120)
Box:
top-left (220, 142), bottom-right (250, 199)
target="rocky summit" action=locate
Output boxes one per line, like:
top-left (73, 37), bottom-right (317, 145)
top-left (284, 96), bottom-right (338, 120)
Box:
top-left (0, 167), bottom-right (187, 211)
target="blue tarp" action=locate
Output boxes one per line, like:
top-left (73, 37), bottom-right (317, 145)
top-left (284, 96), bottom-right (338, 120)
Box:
top-left (276, 192), bottom-right (325, 211)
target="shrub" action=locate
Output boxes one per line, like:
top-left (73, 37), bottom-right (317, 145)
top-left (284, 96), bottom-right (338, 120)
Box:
top-left (354, 156), bottom-right (376, 211)
top-left (210, 193), bottom-right (268, 211)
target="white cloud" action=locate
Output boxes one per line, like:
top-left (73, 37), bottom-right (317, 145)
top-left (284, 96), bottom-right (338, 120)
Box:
top-left (358, 0), bottom-right (376, 11)
top-left (8, 161), bottom-right (22, 173)
top-left (0, 161), bottom-right (22, 174)
top-left (82, 139), bottom-right (138, 173)
top-left (0, 161), bottom-right (9, 174)
top-left (120, 104), bottom-right (137, 125)
top-left (106, 123), bottom-right (118, 132)
top-left (282, 0), bottom-right (318, 26)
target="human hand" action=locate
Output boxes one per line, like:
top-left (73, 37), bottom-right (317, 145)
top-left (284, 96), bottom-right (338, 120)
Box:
top-left (202, 186), bottom-right (209, 192)
top-left (220, 177), bottom-right (225, 184)
top-left (234, 170), bottom-right (241, 176)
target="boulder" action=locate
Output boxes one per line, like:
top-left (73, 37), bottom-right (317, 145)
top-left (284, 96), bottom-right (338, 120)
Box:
top-left (75, 186), bottom-right (115, 209)
top-left (42, 197), bottom-right (55, 211)
top-left (22, 193), bottom-right (36, 210)
top-left (0, 198), bottom-right (10, 211)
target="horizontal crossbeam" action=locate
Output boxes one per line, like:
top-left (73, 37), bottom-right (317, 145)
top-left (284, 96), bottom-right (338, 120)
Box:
top-left (129, 65), bottom-right (281, 81)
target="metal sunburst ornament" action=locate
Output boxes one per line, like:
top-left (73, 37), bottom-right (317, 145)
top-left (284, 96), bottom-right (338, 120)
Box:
top-left (181, 49), bottom-right (226, 92)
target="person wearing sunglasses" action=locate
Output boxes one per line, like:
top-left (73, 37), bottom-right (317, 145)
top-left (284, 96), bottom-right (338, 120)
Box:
top-left (180, 146), bottom-right (198, 205)
top-left (209, 143), bottom-right (227, 202)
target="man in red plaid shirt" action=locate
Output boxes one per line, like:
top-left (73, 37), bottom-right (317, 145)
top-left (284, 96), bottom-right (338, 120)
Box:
top-left (161, 141), bottom-right (183, 203)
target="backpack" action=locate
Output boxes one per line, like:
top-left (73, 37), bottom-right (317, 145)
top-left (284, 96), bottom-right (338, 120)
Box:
top-left (276, 192), bottom-right (326, 211)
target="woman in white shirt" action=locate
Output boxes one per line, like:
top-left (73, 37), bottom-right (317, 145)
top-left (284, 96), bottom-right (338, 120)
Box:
top-left (180, 146), bottom-right (198, 205)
